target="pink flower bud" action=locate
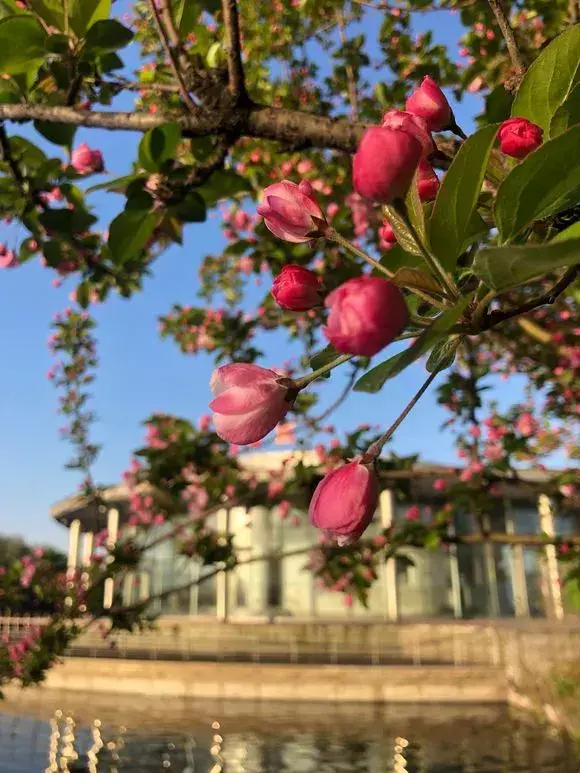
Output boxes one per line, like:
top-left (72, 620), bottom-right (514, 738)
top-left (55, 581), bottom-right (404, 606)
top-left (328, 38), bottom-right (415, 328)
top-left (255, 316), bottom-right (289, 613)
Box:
top-left (353, 127), bottom-right (422, 204)
top-left (432, 478), bottom-right (447, 492)
top-left (324, 276), bottom-right (408, 356)
top-left (417, 159), bottom-right (440, 201)
top-left (0, 243), bottom-right (17, 268)
top-left (70, 143), bottom-right (104, 175)
top-left (405, 76), bottom-right (452, 131)
top-left (381, 109), bottom-right (435, 157)
top-left (378, 221), bottom-right (397, 250)
top-left (309, 458), bottom-right (379, 544)
top-left (257, 180), bottom-right (327, 243)
top-left (209, 363), bottom-right (297, 445)
top-left (498, 117), bottom-right (543, 159)
top-left (272, 264), bottom-right (324, 311)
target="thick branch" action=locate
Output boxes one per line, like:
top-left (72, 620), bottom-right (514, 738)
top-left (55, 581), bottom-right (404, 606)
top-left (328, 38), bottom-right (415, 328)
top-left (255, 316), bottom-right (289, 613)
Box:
top-left (487, 0), bottom-right (526, 76)
top-left (222, 0), bottom-right (247, 103)
top-left (0, 102), bottom-right (366, 151)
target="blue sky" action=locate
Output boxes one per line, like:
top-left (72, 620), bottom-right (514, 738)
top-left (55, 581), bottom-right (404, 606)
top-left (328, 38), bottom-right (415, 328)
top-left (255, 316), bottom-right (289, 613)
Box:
top-left (0, 3), bottom-right (529, 548)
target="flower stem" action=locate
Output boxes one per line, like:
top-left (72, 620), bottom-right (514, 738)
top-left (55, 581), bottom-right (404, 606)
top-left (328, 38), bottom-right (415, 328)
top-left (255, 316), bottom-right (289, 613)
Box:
top-left (326, 228), bottom-right (394, 278)
top-left (295, 353), bottom-right (353, 389)
top-left (326, 227), bottom-right (447, 309)
top-left (363, 366), bottom-right (442, 460)
top-left (392, 200), bottom-right (459, 302)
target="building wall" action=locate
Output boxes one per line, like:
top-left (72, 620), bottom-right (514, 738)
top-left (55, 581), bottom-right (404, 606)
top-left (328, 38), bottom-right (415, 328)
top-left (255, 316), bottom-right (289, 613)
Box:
top-left (68, 493), bottom-right (580, 622)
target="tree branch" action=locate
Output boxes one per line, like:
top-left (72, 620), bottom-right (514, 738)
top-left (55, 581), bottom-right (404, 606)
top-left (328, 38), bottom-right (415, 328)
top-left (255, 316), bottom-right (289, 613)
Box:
top-left (149, 0), bottom-right (196, 111)
top-left (222, 0), bottom-right (248, 103)
top-left (482, 266), bottom-right (579, 331)
top-left (487, 0), bottom-right (526, 77)
top-left (0, 102), bottom-right (366, 151)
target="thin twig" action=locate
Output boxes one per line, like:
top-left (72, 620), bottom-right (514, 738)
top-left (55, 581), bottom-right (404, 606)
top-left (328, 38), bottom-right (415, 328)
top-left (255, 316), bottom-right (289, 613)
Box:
top-left (311, 365), bottom-right (360, 423)
top-left (149, 0), bottom-right (196, 111)
top-left (487, 0), bottom-right (526, 76)
top-left (221, 0), bottom-right (248, 103)
top-left (481, 266), bottom-right (579, 331)
top-left (336, 10), bottom-right (359, 119)
top-left (364, 366), bottom-right (444, 459)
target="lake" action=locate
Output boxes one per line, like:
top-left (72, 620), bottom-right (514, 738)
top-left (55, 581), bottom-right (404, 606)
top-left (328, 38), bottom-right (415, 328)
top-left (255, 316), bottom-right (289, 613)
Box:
top-left (0, 690), bottom-right (577, 772)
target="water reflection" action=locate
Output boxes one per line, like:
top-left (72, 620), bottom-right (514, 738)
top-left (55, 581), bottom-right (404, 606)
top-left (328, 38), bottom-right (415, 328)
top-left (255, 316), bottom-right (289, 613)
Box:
top-left (0, 691), bottom-right (577, 773)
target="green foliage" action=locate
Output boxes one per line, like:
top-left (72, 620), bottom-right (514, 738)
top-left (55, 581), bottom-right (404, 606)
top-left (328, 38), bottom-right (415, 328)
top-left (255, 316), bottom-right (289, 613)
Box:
top-left (108, 210), bottom-right (160, 263)
top-left (34, 120), bottom-right (77, 149)
top-left (0, 14), bottom-right (46, 75)
top-left (353, 297), bottom-right (471, 393)
top-left (495, 125), bottom-right (580, 242)
top-left (429, 124), bottom-right (498, 269)
top-left (84, 18), bottom-right (133, 52)
top-left (138, 123), bottom-right (182, 173)
top-left (511, 24), bottom-right (580, 135)
top-left (473, 239), bottom-right (580, 291)
top-left (69, 0), bottom-right (111, 35)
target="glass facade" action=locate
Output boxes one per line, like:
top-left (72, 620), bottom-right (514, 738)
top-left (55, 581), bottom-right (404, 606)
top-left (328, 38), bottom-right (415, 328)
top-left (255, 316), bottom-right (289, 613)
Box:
top-left (84, 490), bottom-right (578, 621)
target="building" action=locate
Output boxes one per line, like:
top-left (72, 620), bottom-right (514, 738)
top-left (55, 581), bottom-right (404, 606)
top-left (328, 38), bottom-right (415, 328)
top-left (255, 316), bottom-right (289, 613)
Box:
top-left (51, 451), bottom-right (579, 622)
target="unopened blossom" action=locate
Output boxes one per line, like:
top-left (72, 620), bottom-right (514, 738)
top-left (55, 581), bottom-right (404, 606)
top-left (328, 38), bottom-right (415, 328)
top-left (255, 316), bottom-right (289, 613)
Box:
top-left (405, 76), bottom-right (452, 131)
top-left (353, 127), bottom-right (422, 203)
top-left (417, 159), bottom-right (440, 201)
top-left (324, 276), bottom-right (408, 356)
top-left (209, 363), bottom-right (297, 445)
top-left (0, 243), bottom-right (17, 268)
top-left (70, 143), bottom-right (104, 175)
top-left (309, 458), bottom-right (379, 544)
top-left (381, 109), bottom-right (435, 157)
top-left (272, 264), bottom-right (324, 311)
top-left (257, 180), bottom-right (327, 243)
top-left (498, 118), bottom-right (543, 159)
top-left (433, 478), bottom-right (447, 492)
top-left (378, 221), bottom-right (397, 251)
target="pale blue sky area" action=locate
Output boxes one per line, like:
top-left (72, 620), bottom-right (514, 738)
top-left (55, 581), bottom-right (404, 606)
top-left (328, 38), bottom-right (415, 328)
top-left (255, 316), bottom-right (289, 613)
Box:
top-left (0, 3), bottom-right (528, 548)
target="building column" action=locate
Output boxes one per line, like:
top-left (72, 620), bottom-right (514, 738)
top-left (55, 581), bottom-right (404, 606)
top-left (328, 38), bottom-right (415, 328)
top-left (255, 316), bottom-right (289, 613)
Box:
top-left (505, 499), bottom-right (529, 617)
top-left (447, 523), bottom-right (463, 619)
top-left (538, 493), bottom-right (564, 620)
top-left (246, 506), bottom-right (271, 616)
top-left (67, 519), bottom-right (81, 577)
top-left (103, 508), bottom-right (119, 610)
top-left (216, 508), bottom-right (230, 621)
top-left (482, 514), bottom-right (501, 617)
top-left (379, 490), bottom-right (398, 621)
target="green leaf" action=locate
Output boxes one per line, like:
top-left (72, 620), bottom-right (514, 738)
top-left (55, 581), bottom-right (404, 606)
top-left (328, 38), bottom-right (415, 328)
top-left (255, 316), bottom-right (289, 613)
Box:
top-left (206, 41), bottom-right (224, 68)
top-left (426, 336), bottom-right (460, 373)
top-left (549, 84), bottom-right (580, 138)
top-left (392, 267), bottom-right (443, 295)
top-left (353, 298), bottom-right (471, 393)
top-left (0, 15), bottom-right (46, 74)
top-left (84, 19), bottom-right (133, 52)
top-left (472, 239), bottom-right (580, 292)
top-left (69, 0), bottom-right (111, 35)
top-left (554, 221), bottom-right (580, 243)
top-left (28, 0), bottom-right (64, 29)
top-left (108, 210), bottom-right (158, 263)
top-left (34, 120), bottom-right (76, 149)
top-left (42, 240), bottom-right (63, 268)
top-left (309, 344), bottom-right (340, 379)
top-left (375, 245), bottom-right (422, 275)
top-left (171, 191), bottom-right (206, 222)
top-left (511, 25), bottom-right (580, 135)
top-left (382, 203), bottom-right (422, 256)
top-left (495, 125), bottom-right (580, 243)
top-left (39, 208), bottom-right (96, 236)
top-left (75, 280), bottom-right (91, 309)
top-left (195, 169), bottom-right (252, 205)
top-left (138, 123), bottom-right (181, 173)
top-left (429, 124), bottom-right (499, 270)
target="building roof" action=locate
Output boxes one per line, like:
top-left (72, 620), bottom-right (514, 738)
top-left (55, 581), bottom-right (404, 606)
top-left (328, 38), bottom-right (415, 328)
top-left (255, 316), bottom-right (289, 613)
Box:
top-left (50, 450), bottom-right (557, 529)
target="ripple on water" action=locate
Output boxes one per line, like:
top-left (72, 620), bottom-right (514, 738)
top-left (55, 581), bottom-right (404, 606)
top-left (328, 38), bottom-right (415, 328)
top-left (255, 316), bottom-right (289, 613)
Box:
top-left (0, 691), bottom-right (577, 773)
